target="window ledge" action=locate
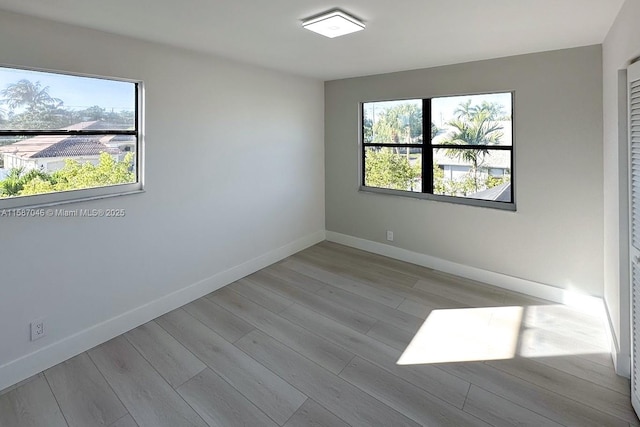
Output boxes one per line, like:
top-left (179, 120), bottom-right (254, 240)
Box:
top-left (0, 184), bottom-right (144, 211)
top-left (359, 186), bottom-right (517, 211)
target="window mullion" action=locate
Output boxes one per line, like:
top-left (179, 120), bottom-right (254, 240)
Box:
top-left (423, 98), bottom-right (433, 194)
top-left (361, 103), bottom-right (366, 187)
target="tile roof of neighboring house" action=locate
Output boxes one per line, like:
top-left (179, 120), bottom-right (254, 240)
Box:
top-left (30, 137), bottom-right (119, 158)
top-left (469, 182), bottom-right (512, 202)
top-left (0, 121), bottom-right (131, 159)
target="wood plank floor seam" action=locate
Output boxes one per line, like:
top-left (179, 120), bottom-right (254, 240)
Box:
top-left (108, 414), bottom-right (138, 427)
top-left (486, 357), bottom-right (632, 399)
top-left (462, 384), bottom-right (567, 427)
top-left (121, 328), bottom-right (205, 395)
top-left (86, 351), bottom-right (135, 427)
top-left (1, 242), bottom-right (637, 427)
top-left (485, 359), bottom-right (638, 423)
top-left (461, 382), bottom-right (472, 410)
top-left (172, 366), bottom-right (208, 391)
top-left (154, 320), bottom-right (292, 427)
top-left (155, 308), bottom-right (308, 425)
top-left (42, 373), bottom-right (71, 427)
top-left (278, 302), bottom-right (472, 410)
top-left (441, 361), bottom-right (632, 426)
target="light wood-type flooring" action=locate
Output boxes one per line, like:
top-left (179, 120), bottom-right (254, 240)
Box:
top-left (1, 241), bottom-right (637, 426)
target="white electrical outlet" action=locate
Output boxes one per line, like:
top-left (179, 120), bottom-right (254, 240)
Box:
top-left (30, 319), bottom-right (45, 341)
top-left (386, 230), bottom-right (394, 241)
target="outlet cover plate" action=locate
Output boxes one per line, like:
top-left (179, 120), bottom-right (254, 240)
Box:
top-left (30, 319), bottom-right (45, 341)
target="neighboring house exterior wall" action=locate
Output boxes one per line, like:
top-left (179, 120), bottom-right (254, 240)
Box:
top-left (432, 120), bottom-right (512, 181)
top-left (434, 150), bottom-right (511, 181)
top-left (1, 153), bottom-right (112, 172)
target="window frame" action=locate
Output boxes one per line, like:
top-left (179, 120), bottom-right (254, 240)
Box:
top-left (359, 91), bottom-right (515, 211)
top-left (0, 64), bottom-right (144, 210)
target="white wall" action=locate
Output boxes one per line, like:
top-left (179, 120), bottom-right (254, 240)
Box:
top-left (603, 0), bottom-right (640, 376)
top-left (325, 46), bottom-right (603, 297)
top-left (0, 11), bottom-right (325, 389)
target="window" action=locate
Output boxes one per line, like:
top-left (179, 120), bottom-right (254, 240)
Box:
top-left (362, 92), bottom-right (513, 209)
top-left (0, 65), bottom-right (141, 209)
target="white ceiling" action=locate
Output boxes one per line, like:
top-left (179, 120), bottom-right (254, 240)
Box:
top-left (0, 0), bottom-right (625, 80)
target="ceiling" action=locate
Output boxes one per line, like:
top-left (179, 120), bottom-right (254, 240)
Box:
top-left (0, 0), bottom-right (625, 80)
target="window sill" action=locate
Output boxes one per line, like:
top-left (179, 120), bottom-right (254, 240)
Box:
top-left (0, 184), bottom-right (144, 211)
top-left (359, 186), bottom-right (517, 211)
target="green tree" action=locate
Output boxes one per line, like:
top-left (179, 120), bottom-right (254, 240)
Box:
top-left (373, 103), bottom-right (422, 147)
top-left (19, 176), bottom-right (55, 196)
top-left (485, 174), bottom-right (509, 189)
top-left (48, 152), bottom-right (135, 192)
top-left (446, 173), bottom-right (477, 196)
top-left (432, 167), bottom-right (477, 197)
top-left (0, 167), bottom-right (51, 196)
top-left (7, 104), bottom-right (70, 130)
top-left (109, 110), bottom-right (135, 126)
top-left (365, 148), bottom-right (420, 191)
top-left (1, 79), bottom-right (69, 130)
top-left (1, 80), bottom-right (62, 112)
top-left (77, 105), bottom-right (106, 121)
top-left (433, 163), bottom-right (445, 194)
top-left (431, 122), bottom-right (441, 139)
top-left (363, 113), bottom-right (373, 143)
top-left (0, 153), bottom-right (135, 198)
top-left (439, 100), bottom-right (505, 192)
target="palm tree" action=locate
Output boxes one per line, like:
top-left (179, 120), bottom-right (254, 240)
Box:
top-left (440, 101), bottom-right (505, 192)
top-left (1, 79), bottom-right (63, 112)
top-left (373, 103), bottom-right (422, 158)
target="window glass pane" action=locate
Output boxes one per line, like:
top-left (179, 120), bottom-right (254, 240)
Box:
top-left (364, 147), bottom-right (422, 192)
top-left (363, 99), bottom-right (423, 144)
top-left (0, 140), bottom-right (137, 199)
top-left (0, 67), bottom-right (138, 200)
top-left (433, 148), bottom-right (511, 202)
top-left (432, 93), bottom-right (512, 147)
top-left (0, 67), bottom-right (135, 131)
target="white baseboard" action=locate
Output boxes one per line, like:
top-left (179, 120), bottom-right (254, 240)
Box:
top-left (0, 230), bottom-right (326, 392)
top-left (326, 231), bottom-right (605, 315)
top-left (604, 300), bottom-right (631, 378)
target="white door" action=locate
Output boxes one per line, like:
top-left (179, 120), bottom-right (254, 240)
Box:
top-left (629, 59), bottom-right (640, 415)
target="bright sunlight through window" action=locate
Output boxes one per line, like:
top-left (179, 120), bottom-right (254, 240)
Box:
top-left (397, 305), bottom-right (608, 365)
top-left (397, 306), bottom-right (523, 365)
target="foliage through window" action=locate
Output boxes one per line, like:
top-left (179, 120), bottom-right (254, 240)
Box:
top-left (0, 66), bottom-right (140, 206)
top-left (362, 93), bottom-right (513, 206)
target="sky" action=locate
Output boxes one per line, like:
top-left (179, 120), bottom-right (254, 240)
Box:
top-left (0, 66), bottom-right (135, 112)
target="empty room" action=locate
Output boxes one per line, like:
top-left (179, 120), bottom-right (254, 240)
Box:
top-left (0, 0), bottom-right (639, 426)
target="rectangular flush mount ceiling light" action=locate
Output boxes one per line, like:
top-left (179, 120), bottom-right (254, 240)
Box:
top-left (302, 10), bottom-right (365, 38)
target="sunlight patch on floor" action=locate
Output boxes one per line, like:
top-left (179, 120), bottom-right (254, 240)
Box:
top-left (397, 305), bottom-right (610, 365)
top-left (397, 306), bottom-right (523, 365)
top-left (517, 304), bottom-right (609, 358)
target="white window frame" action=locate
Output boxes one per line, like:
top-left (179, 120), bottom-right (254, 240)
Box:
top-left (0, 64), bottom-right (144, 210)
